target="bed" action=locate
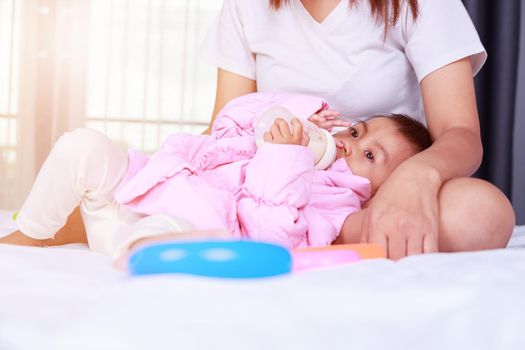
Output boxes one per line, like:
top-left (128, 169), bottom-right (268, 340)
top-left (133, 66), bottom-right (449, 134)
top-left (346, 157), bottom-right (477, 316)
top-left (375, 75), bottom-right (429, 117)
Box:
top-left (1, 209), bottom-right (525, 350)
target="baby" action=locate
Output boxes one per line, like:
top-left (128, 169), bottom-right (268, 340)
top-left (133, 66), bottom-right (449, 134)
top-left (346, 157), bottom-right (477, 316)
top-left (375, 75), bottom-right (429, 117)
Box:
top-left (1, 93), bottom-right (431, 258)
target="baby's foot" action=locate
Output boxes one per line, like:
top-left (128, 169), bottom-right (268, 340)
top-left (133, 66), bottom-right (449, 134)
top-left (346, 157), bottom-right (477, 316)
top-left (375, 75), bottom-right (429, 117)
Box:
top-left (0, 230), bottom-right (48, 247)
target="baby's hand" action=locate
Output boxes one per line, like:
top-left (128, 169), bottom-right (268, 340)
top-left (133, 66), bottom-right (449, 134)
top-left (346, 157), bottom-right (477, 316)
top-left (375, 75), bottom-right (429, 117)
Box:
top-left (263, 118), bottom-right (309, 146)
top-left (308, 109), bottom-right (351, 130)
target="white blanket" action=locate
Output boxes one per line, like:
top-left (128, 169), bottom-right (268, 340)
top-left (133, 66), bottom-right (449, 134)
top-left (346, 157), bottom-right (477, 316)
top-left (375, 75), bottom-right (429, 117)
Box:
top-left (1, 210), bottom-right (525, 350)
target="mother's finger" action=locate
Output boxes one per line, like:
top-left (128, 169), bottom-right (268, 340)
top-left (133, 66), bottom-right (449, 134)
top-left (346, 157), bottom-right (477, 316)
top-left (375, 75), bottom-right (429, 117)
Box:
top-left (369, 231), bottom-right (388, 257)
top-left (365, 217), bottom-right (388, 255)
top-left (406, 235), bottom-right (424, 256)
top-left (423, 233), bottom-right (439, 254)
top-left (387, 235), bottom-right (406, 260)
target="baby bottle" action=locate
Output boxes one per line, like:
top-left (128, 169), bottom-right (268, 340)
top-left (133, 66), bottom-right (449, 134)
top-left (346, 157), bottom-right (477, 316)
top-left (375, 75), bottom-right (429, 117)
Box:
top-left (254, 106), bottom-right (337, 170)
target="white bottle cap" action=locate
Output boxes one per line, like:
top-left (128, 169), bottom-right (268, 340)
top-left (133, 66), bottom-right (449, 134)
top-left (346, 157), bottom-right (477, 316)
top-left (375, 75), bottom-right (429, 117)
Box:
top-left (314, 128), bottom-right (337, 170)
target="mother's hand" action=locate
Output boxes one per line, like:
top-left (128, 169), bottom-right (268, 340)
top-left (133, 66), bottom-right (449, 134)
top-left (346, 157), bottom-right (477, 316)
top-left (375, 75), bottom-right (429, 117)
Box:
top-left (360, 163), bottom-right (441, 260)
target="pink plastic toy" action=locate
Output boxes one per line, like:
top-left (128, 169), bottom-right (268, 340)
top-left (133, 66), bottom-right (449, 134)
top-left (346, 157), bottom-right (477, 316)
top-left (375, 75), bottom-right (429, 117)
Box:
top-left (292, 249), bottom-right (361, 272)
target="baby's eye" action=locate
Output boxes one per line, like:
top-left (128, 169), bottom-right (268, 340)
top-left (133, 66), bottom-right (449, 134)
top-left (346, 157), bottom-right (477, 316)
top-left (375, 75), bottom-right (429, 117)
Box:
top-left (364, 150), bottom-right (374, 162)
top-left (350, 128), bottom-right (358, 138)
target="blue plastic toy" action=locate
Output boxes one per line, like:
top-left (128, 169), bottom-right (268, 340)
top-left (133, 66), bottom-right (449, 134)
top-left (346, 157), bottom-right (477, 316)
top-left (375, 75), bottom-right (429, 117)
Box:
top-left (128, 240), bottom-right (292, 278)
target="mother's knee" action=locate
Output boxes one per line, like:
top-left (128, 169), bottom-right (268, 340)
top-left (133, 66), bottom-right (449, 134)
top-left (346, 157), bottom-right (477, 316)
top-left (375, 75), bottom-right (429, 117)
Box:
top-left (438, 177), bottom-right (515, 252)
top-left (57, 128), bottom-right (112, 154)
top-left (52, 128), bottom-right (119, 164)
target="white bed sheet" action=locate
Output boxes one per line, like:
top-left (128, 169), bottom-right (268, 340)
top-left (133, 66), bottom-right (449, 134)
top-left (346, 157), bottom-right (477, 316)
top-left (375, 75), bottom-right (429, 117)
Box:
top-left (1, 210), bottom-right (525, 350)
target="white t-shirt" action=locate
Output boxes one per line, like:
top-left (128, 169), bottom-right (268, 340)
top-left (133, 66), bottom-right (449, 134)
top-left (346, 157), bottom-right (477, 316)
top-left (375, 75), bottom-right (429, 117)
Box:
top-left (200, 0), bottom-right (486, 124)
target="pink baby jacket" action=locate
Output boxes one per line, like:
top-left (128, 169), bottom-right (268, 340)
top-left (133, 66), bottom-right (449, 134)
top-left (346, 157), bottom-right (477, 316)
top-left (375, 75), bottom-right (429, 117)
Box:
top-left (114, 93), bottom-right (371, 249)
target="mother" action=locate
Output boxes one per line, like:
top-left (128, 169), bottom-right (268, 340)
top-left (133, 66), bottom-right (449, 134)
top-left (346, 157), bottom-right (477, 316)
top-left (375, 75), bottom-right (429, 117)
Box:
top-left (201, 0), bottom-right (515, 259)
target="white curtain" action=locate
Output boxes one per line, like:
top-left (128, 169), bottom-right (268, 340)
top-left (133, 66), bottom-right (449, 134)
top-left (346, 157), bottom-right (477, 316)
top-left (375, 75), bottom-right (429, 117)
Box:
top-left (0, 0), bottom-right (222, 210)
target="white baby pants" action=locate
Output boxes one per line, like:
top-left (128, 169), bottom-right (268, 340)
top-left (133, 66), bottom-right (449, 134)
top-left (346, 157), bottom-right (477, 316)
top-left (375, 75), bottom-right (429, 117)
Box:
top-left (16, 128), bottom-right (195, 258)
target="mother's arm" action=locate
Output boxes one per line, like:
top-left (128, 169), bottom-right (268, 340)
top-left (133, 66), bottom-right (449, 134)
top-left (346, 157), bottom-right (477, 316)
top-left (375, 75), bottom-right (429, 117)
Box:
top-left (203, 68), bottom-right (257, 135)
top-left (359, 57), bottom-right (514, 259)
top-left (414, 57), bottom-right (482, 181)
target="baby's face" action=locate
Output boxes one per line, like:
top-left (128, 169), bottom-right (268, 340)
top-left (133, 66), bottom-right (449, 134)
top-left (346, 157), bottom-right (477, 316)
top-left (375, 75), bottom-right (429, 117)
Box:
top-left (333, 117), bottom-right (417, 194)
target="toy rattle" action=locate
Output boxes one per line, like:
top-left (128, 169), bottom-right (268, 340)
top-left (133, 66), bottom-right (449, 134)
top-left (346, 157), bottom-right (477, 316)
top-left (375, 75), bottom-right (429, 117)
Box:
top-left (128, 240), bottom-right (292, 278)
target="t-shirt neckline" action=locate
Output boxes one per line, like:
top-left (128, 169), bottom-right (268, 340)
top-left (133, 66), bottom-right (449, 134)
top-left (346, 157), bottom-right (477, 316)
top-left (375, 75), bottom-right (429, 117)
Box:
top-left (293, 0), bottom-right (347, 32)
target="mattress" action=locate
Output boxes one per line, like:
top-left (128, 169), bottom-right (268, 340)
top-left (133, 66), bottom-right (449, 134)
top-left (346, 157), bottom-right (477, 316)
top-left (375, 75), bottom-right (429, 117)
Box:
top-left (1, 210), bottom-right (525, 350)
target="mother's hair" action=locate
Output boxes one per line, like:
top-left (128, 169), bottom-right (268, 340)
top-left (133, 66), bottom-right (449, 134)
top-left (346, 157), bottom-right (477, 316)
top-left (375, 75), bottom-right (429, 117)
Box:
top-left (269, 0), bottom-right (419, 26)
